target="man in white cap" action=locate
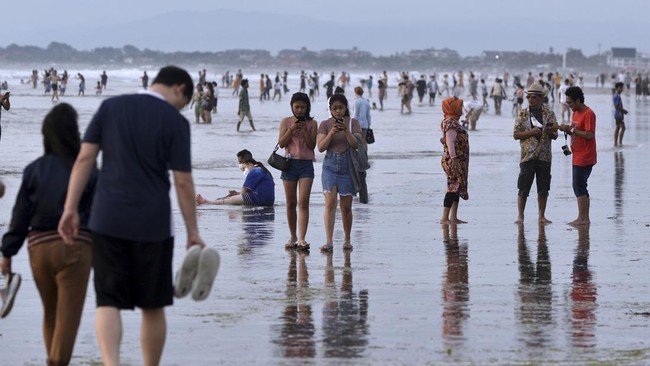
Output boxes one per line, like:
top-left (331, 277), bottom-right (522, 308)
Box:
top-left (513, 83), bottom-right (559, 224)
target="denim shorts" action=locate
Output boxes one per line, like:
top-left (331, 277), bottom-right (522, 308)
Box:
top-left (280, 159), bottom-right (315, 181)
top-left (321, 151), bottom-right (355, 196)
top-left (572, 165), bottom-right (593, 197)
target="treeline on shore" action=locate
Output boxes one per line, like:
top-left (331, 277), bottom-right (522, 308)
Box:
top-left (0, 42), bottom-right (610, 71)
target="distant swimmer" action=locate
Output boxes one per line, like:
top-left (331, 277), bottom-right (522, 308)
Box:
top-left (141, 71), bottom-right (149, 89)
top-left (100, 71), bottom-right (108, 90)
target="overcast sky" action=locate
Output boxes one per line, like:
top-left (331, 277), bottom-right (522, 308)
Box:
top-left (3, 0), bottom-right (648, 56)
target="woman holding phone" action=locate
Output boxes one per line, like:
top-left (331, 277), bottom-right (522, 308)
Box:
top-left (277, 93), bottom-right (318, 251)
top-left (317, 94), bottom-right (362, 252)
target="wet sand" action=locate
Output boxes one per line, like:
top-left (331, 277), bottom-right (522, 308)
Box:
top-left (1, 72), bottom-right (649, 365)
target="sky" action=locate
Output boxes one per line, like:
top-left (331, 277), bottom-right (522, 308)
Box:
top-left (2, 0), bottom-right (648, 57)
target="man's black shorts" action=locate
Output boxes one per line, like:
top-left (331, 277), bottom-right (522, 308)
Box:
top-left (517, 159), bottom-right (552, 197)
top-left (92, 232), bottom-right (174, 309)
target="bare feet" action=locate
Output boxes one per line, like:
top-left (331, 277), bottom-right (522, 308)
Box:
top-left (568, 219), bottom-right (590, 226)
top-left (195, 194), bottom-right (207, 205)
top-left (441, 218), bottom-right (467, 224)
top-left (539, 217), bottom-right (552, 224)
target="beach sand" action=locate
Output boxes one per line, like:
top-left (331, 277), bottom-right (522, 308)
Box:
top-left (0, 71), bottom-right (649, 365)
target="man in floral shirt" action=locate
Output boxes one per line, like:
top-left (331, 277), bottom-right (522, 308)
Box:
top-left (513, 83), bottom-right (559, 224)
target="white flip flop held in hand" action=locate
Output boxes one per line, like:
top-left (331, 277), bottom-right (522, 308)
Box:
top-left (191, 247), bottom-right (220, 301)
top-left (173, 245), bottom-right (202, 299)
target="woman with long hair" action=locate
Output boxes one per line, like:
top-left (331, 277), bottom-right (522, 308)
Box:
top-left (317, 94), bottom-right (362, 252)
top-left (196, 156), bottom-right (275, 207)
top-left (1, 103), bottom-right (97, 365)
top-left (278, 93), bottom-right (318, 251)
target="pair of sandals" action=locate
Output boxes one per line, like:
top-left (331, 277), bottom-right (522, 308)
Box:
top-left (320, 242), bottom-right (353, 252)
top-left (174, 245), bottom-right (220, 301)
top-left (285, 239), bottom-right (310, 251)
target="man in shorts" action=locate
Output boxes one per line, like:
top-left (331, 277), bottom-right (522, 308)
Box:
top-left (559, 86), bottom-right (597, 226)
top-left (513, 83), bottom-right (559, 224)
top-left (237, 79), bottom-right (256, 131)
top-left (59, 66), bottom-right (206, 366)
top-left (613, 82), bottom-right (628, 146)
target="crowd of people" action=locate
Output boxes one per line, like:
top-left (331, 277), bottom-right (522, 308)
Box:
top-left (0, 62), bottom-right (634, 365)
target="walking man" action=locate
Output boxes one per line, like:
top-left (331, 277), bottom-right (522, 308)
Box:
top-left (237, 79), bottom-right (255, 131)
top-left (513, 83), bottom-right (558, 224)
top-left (58, 66), bottom-right (208, 366)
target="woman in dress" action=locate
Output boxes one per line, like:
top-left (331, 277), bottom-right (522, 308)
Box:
top-left (317, 94), bottom-right (362, 252)
top-left (440, 96), bottom-right (470, 224)
top-left (278, 93), bottom-right (318, 251)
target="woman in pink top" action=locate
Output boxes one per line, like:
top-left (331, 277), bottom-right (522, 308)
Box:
top-left (317, 94), bottom-right (362, 252)
top-left (278, 93), bottom-right (318, 251)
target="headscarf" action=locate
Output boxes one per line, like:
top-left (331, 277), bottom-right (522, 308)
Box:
top-left (442, 97), bottom-right (463, 121)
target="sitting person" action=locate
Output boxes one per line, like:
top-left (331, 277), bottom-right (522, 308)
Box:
top-left (196, 155), bottom-right (275, 206)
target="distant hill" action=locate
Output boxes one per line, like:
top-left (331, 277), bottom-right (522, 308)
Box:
top-left (9, 9), bottom-right (463, 56)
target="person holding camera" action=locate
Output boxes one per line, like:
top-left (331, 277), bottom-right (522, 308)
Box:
top-left (513, 83), bottom-right (559, 224)
top-left (613, 82), bottom-right (628, 147)
top-left (558, 86), bottom-right (597, 226)
top-left (0, 91), bottom-right (10, 142)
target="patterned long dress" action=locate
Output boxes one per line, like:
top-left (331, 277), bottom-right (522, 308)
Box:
top-left (440, 118), bottom-right (470, 200)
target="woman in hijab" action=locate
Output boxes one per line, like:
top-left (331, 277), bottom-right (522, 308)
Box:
top-left (440, 97), bottom-right (469, 224)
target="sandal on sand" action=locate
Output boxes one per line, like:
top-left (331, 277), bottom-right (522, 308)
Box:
top-left (297, 240), bottom-right (310, 251)
top-left (284, 239), bottom-right (298, 249)
top-left (191, 247), bottom-right (220, 301)
top-left (320, 244), bottom-right (334, 252)
top-left (173, 245), bottom-right (202, 299)
top-left (343, 242), bottom-right (354, 251)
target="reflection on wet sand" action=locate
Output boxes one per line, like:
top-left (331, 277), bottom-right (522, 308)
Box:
top-left (516, 224), bottom-right (554, 349)
top-left (273, 250), bottom-right (315, 358)
top-left (614, 151), bottom-right (625, 227)
top-left (227, 207), bottom-right (276, 255)
top-left (441, 224), bottom-right (469, 346)
top-left (570, 224), bottom-right (598, 348)
top-left (322, 251), bottom-right (370, 358)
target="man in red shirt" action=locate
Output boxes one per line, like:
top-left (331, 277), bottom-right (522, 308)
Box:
top-left (559, 86), bottom-right (596, 226)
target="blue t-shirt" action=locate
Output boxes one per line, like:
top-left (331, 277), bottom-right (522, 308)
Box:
top-left (243, 167), bottom-right (275, 206)
top-left (613, 92), bottom-right (623, 120)
top-left (83, 93), bottom-right (191, 241)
